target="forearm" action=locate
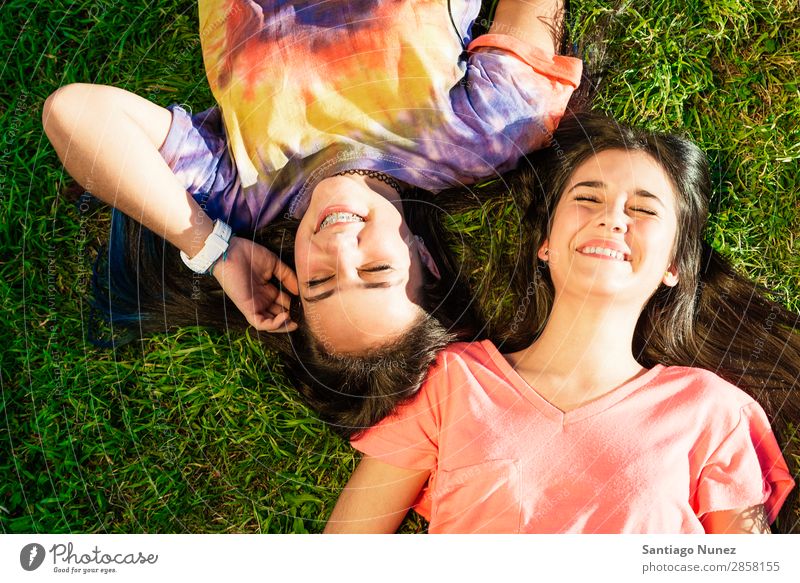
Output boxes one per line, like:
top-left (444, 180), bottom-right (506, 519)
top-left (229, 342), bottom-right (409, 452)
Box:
top-left (325, 456), bottom-right (430, 534)
top-left (42, 83), bottom-right (212, 256)
top-left (488, 0), bottom-right (563, 55)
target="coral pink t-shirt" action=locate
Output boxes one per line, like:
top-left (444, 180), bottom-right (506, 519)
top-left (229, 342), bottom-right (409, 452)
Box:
top-left (351, 341), bottom-right (795, 533)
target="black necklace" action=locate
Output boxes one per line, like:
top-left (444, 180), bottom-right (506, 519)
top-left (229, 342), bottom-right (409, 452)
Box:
top-left (334, 168), bottom-right (404, 194)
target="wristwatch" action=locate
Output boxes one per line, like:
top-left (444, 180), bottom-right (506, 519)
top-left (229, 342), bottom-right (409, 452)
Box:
top-left (179, 219), bottom-right (233, 274)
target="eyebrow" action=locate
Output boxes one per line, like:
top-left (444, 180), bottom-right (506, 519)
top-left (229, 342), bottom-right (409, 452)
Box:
top-left (634, 190), bottom-right (666, 207)
top-left (303, 281), bottom-right (398, 304)
top-left (568, 181), bottom-right (665, 207)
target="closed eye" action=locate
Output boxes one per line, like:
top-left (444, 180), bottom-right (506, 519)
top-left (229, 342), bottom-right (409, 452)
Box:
top-left (359, 264), bottom-right (392, 273)
top-left (575, 195), bottom-right (601, 203)
top-left (630, 207), bottom-right (658, 216)
top-left (306, 265), bottom-right (391, 287)
top-left (306, 274), bottom-right (334, 288)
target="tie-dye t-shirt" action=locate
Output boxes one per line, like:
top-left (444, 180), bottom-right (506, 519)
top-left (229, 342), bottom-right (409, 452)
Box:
top-left (159, 0), bottom-right (582, 233)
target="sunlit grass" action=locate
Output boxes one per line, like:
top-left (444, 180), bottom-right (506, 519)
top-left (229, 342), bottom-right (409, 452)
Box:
top-left (2, 0), bottom-right (797, 533)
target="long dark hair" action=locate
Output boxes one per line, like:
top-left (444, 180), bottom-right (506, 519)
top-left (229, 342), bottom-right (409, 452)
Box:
top-left (492, 112), bottom-right (800, 531)
top-left (90, 186), bottom-right (489, 438)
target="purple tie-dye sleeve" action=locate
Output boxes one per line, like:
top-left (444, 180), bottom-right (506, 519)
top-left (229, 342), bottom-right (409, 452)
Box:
top-left (435, 40), bottom-right (582, 178)
top-left (158, 104), bottom-right (247, 230)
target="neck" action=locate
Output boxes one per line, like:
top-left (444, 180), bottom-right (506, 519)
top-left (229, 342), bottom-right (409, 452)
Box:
top-left (509, 292), bottom-right (645, 394)
top-left (334, 169), bottom-right (404, 197)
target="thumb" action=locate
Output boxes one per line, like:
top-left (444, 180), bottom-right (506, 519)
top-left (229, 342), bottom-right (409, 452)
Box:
top-left (271, 257), bottom-right (299, 295)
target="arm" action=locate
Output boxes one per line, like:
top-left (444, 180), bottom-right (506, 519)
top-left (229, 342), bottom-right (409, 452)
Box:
top-left (701, 505), bottom-right (771, 534)
top-left (325, 455), bottom-right (431, 534)
top-left (42, 83), bottom-right (297, 330)
top-left (42, 83), bottom-right (211, 258)
top-left (487, 0), bottom-right (563, 56)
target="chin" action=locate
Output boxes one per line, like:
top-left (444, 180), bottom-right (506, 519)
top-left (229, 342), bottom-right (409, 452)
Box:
top-left (564, 278), bottom-right (630, 299)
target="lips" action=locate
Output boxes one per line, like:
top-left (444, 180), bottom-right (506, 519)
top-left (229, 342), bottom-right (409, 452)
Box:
top-left (315, 206), bottom-right (365, 233)
top-left (319, 211), bottom-right (364, 230)
top-left (577, 240), bottom-right (631, 262)
top-left (579, 246), bottom-right (627, 261)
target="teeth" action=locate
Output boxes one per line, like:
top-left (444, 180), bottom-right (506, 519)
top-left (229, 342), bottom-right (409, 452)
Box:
top-left (582, 246), bottom-right (626, 261)
top-left (320, 212), bottom-right (365, 229)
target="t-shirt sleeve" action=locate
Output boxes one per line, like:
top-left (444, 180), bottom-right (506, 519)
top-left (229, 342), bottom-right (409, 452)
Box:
top-left (158, 104), bottom-right (242, 225)
top-left (694, 401), bottom-right (795, 523)
top-left (446, 34), bottom-right (582, 173)
top-left (350, 365), bottom-right (445, 471)
top-left (468, 34), bottom-right (583, 88)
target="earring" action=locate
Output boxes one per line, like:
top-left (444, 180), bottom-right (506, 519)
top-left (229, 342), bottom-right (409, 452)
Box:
top-left (540, 247), bottom-right (550, 261)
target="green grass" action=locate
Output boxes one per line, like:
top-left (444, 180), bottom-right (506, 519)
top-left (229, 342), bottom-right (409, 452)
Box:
top-left (2, 0), bottom-right (798, 533)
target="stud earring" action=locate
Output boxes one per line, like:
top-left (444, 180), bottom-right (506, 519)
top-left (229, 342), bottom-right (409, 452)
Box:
top-left (539, 248), bottom-right (550, 265)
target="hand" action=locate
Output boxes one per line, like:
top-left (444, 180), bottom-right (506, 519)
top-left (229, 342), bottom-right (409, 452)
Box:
top-left (701, 504), bottom-right (771, 534)
top-left (211, 236), bottom-right (299, 332)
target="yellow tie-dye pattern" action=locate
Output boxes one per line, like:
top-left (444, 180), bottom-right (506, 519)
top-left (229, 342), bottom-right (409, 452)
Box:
top-left (200, 0), bottom-right (463, 187)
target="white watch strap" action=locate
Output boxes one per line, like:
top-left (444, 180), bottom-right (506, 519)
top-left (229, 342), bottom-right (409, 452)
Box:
top-left (180, 220), bottom-right (233, 274)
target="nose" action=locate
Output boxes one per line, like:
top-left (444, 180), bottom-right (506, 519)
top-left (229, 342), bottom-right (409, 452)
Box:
top-left (318, 230), bottom-right (363, 280)
top-left (598, 202), bottom-right (629, 233)
top-left (321, 228), bottom-right (359, 255)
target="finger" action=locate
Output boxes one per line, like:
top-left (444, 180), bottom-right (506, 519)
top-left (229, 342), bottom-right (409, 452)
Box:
top-left (266, 302), bottom-right (286, 318)
top-left (272, 312), bottom-right (298, 333)
top-left (271, 258), bottom-right (299, 295)
top-left (267, 311), bottom-right (298, 333)
top-left (265, 304), bottom-right (292, 322)
top-left (257, 311), bottom-right (294, 333)
top-left (273, 289), bottom-right (294, 311)
top-left (254, 282), bottom-right (292, 312)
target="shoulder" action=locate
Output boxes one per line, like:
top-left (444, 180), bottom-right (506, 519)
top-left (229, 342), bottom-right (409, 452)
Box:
top-left (430, 340), bottom-right (504, 376)
top-left (653, 365), bottom-right (766, 438)
top-left (416, 340), bottom-right (506, 399)
top-left (468, 35), bottom-right (583, 89)
top-left (655, 365), bottom-right (756, 406)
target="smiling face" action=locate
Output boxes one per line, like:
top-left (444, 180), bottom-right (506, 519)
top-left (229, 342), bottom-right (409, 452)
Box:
top-left (540, 149), bottom-right (680, 308)
top-left (293, 173), bottom-right (438, 354)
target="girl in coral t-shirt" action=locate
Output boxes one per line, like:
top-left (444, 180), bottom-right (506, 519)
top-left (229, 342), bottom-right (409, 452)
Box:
top-left (325, 113), bottom-right (797, 534)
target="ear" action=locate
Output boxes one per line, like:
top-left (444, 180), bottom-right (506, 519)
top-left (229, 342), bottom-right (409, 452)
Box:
top-left (537, 239), bottom-right (550, 262)
top-left (416, 238), bottom-right (441, 280)
top-left (662, 264), bottom-right (679, 287)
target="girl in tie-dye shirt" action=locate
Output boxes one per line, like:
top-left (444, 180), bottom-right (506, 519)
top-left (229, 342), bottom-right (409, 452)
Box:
top-left (189, 0), bottom-right (581, 228)
top-left (44, 1), bottom-right (584, 433)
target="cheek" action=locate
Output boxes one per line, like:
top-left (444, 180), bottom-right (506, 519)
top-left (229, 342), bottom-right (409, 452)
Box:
top-left (292, 238), bottom-right (312, 278)
top-left (556, 202), bottom-right (593, 233)
top-left (545, 209), bottom-right (581, 260)
top-left (364, 227), bottom-right (412, 263)
top-left (632, 221), bottom-right (677, 266)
